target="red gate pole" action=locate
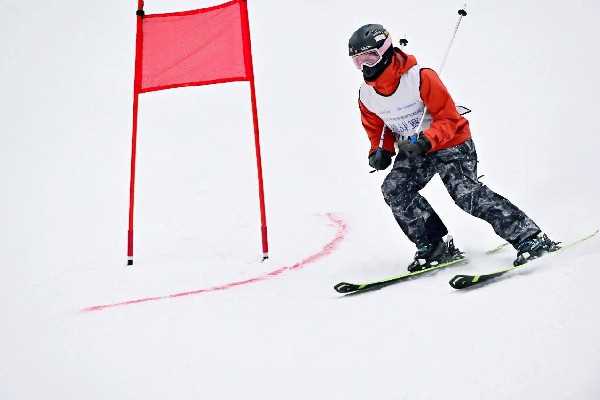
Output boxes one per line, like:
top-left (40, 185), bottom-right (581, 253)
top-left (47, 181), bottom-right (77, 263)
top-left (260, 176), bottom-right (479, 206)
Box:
top-left (127, 0), bottom-right (145, 266)
top-left (240, 0), bottom-right (269, 260)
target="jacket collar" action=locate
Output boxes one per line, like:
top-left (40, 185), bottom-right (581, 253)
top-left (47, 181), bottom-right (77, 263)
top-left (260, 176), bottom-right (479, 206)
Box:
top-left (367, 49), bottom-right (417, 96)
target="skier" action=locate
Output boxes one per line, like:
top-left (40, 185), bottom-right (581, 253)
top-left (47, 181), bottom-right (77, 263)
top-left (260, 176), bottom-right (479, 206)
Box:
top-left (349, 24), bottom-right (558, 271)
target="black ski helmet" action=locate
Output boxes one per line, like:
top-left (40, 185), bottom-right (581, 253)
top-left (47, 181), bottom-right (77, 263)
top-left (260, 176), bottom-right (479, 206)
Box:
top-left (348, 24), bottom-right (394, 81)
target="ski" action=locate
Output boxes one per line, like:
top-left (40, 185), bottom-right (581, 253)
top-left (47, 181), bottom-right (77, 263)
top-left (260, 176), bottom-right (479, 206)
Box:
top-left (334, 254), bottom-right (466, 295)
top-left (449, 229), bottom-right (599, 290)
top-left (485, 242), bottom-right (510, 255)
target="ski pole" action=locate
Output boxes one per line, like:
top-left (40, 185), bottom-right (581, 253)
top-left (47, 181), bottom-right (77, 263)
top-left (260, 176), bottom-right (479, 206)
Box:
top-left (414, 4), bottom-right (468, 136)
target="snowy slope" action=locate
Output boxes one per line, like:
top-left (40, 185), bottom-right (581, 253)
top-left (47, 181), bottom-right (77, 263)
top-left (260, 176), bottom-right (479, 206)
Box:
top-left (2, 0), bottom-right (600, 399)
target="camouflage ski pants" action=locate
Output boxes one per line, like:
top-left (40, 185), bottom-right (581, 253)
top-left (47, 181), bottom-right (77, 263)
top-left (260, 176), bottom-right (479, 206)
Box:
top-left (381, 139), bottom-right (540, 249)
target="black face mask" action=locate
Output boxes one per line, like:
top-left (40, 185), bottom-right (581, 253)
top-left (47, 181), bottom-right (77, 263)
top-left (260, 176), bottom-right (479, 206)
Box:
top-left (363, 47), bottom-right (394, 82)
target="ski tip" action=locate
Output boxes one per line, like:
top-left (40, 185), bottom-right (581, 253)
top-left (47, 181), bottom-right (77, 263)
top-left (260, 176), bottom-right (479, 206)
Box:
top-left (449, 274), bottom-right (474, 290)
top-left (485, 242), bottom-right (510, 255)
top-left (334, 282), bottom-right (360, 294)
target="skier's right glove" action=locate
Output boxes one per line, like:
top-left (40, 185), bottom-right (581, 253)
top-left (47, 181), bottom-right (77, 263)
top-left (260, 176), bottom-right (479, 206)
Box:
top-left (368, 148), bottom-right (393, 170)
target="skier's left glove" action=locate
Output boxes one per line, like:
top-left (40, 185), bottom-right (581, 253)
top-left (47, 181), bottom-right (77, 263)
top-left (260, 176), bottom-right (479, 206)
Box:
top-left (397, 135), bottom-right (432, 161)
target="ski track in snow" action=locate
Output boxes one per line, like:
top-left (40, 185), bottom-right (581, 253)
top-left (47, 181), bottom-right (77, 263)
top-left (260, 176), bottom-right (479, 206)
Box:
top-left (81, 213), bottom-right (348, 312)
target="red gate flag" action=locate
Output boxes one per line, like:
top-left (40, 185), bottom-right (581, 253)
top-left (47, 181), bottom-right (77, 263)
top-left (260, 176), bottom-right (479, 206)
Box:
top-left (127, 0), bottom-right (269, 266)
top-left (140, 0), bottom-right (249, 92)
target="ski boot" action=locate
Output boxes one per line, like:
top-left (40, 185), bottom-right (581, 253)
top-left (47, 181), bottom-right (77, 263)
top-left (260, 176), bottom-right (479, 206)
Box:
top-left (407, 236), bottom-right (463, 273)
top-left (514, 232), bottom-right (561, 266)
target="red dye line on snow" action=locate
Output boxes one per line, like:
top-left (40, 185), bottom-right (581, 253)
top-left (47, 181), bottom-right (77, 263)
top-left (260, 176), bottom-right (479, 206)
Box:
top-left (82, 213), bottom-right (347, 312)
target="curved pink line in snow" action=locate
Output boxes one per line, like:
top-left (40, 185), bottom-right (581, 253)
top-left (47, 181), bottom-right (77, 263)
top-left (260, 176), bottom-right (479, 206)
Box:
top-left (82, 213), bottom-right (347, 312)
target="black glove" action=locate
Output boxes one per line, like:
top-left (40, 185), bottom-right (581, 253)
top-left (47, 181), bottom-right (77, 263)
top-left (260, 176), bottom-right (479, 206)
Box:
top-left (368, 148), bottom-right (393, 170)
top-left (396, 135), bottom-right (432, 161)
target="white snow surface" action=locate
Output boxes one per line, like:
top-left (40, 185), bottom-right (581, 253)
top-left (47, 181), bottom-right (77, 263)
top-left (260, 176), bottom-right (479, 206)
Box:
top-left (2, 0), bottom-right (600, 399)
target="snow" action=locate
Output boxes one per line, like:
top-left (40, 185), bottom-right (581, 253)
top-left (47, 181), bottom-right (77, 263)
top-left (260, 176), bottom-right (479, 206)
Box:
top-left (2, 0), bottom-right (600, 399)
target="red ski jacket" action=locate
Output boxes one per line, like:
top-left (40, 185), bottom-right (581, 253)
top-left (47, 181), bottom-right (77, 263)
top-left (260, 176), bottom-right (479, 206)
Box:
top-left (359, 50), bottom-right (471, 155)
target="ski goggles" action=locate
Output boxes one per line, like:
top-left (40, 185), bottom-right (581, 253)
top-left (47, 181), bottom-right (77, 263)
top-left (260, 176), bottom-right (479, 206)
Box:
top-left (351, 36), bottom-right (393, 71)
